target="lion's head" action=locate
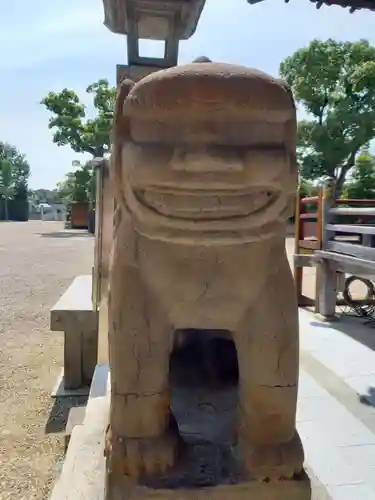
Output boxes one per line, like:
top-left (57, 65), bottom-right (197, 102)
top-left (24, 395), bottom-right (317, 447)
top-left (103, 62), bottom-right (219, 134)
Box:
top-left (112, 63), bottom-right (297, 244)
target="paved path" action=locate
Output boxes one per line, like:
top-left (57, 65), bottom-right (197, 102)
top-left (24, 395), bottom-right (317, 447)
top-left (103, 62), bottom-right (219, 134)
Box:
top-left (299, 309), bottom-right (375, 499)
top-left (0, 221), bottom-right (94, 500)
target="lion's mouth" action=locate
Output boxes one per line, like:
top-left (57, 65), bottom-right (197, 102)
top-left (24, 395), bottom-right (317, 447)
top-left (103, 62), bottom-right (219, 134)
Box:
top-left (133, 188), bottom-right (278, 221)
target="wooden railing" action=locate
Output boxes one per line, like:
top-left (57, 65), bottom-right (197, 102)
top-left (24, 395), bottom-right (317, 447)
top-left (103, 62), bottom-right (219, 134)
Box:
top-left (321, 180), bottom-right (375, 257)
top-left (294, 190), bottom-right (322, 306)
top-left (315, 180), bottom-right (375, 317)
top-left (294, 179), bottom-right (375, 315)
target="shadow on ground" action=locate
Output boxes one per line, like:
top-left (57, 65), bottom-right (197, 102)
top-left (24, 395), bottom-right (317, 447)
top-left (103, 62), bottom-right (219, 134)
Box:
top-left (45, 395), bottom-right (88, 434)
top-left (38, 231), bottom-right (92, 239)
top-left (308, 312), bottom-right (375, 353)
top-left (359, 387), bottom-right (375, 408)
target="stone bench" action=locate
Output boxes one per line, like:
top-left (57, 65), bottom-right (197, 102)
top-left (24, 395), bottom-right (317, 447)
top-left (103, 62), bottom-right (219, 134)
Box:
top-left (50, 275), bottom-right (98, 394)
top-left (49, 364), bottom-right (109, 500)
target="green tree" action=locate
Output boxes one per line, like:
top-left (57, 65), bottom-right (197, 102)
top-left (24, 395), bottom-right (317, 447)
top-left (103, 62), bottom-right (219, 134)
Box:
top-left (0, 142), bottom-right (30, 201)
top-left (0, 159), bottom-right (14, 220)
top-left (299, 178), bottom-right (318, 198)
top-left (57, 161), bottom-right (94, 203)
top-left (41, 79), bottom-right (116, 157)
top-left (29, 188), bottom-right (62, 205)
top-left (343, 149), bottom-right (375, 200)
top-left (280, 39), bottom-right (375, 197)
top-left (0, 142), bottom-right (31, 219)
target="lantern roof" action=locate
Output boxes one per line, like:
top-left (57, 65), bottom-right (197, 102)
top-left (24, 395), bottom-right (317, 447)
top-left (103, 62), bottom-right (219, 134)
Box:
top-left (102, 0), bottom-right (206, 40)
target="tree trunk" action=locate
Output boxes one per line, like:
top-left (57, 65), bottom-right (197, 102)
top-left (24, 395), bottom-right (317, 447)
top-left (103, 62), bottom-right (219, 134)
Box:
top-left (4, 199), bottom-right (8, 220)
top-left (333, 177), bottom-right (345, 200)
top-left (334, 151), bottom-right (358, 199)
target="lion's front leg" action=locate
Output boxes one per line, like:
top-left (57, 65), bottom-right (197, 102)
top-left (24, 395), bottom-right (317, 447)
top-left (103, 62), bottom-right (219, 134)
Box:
top-left (234, 261), bottom-right (304, 480)
top-left (106, 247), bottom-right (177, 480)
top-left (106, 395), bottom-right (178, 478)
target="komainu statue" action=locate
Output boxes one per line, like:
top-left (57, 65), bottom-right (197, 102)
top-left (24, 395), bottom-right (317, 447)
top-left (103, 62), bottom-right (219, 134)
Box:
top-left (106, 61), bottom-right (305, 497)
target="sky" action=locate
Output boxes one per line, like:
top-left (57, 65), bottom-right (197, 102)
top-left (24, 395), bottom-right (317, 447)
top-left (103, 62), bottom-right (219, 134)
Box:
top-left (1, 0), bottom-right (375, 190)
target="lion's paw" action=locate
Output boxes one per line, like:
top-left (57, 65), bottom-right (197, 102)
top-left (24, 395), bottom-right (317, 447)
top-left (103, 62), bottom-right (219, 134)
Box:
top-left (121, 433), bottom-right (178, 478)
top-left (242, 431), bottom-right (304, 481)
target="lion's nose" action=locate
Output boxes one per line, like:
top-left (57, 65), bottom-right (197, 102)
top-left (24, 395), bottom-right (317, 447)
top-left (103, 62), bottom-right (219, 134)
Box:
top-left (171, 149), bottom-right (244, 173)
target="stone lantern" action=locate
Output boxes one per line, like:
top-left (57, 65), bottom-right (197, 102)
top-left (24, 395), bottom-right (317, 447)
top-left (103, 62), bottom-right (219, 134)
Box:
top-left (102, 0), bottom-right (206, 69)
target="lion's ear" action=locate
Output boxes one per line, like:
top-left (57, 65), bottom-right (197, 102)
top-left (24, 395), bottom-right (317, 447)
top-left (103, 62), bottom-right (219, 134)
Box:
top-left (113, 78), bottom-right (135, 143)
top-left (111, 79), bottom-right (135, 202)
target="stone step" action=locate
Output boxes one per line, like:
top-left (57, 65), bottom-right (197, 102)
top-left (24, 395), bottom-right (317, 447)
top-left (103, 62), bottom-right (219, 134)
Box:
top-left (64, 406), bottom-right (87, 451)
top-left (49, 365), bottom-right (109, 500)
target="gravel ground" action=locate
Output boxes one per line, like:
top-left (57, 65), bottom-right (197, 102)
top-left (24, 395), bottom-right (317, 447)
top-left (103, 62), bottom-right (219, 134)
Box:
top-left (0, 221), bottom-right (94, 500)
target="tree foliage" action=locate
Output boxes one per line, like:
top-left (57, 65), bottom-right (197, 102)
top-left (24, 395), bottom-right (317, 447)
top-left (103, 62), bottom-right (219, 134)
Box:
top-left (41, 79), bottom-right (116, 158)
top-left (29, 188), bottom-right (62, 205)
top-left (57, 161), bottom-right (94, 204)
top-left (0, 142), bottom-right (30, 219)
top-left (280, 39), bottom-right (375, 195)
top-left (299, 178), bottom-right (319, 198)
top-left (343, 149), bottom-right (375, 200)
top-left (0, 159), bottom-right (14, 220)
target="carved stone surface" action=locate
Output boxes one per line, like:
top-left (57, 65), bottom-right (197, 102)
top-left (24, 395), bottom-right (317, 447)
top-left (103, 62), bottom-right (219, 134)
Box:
top-left (106, 62), bottom-right (305, 498)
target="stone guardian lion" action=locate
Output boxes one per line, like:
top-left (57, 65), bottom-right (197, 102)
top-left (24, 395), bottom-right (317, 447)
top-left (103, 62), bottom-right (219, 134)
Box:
top-left (105, 62), bottom-right (304, 486)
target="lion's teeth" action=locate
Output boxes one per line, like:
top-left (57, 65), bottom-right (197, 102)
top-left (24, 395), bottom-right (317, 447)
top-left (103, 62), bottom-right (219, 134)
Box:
top-left (140, 190), bottom-right (275, 220)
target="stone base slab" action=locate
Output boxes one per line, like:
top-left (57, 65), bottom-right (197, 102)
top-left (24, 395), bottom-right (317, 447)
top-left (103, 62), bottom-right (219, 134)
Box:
top-left (50, 364), bottom-right (332, 500)
top-left (107, 475), bottom-right (312, 500)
